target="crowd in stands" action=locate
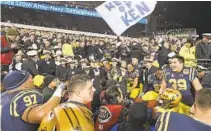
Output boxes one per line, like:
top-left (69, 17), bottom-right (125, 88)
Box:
top-left (1, 4), bottom-right (145, 37)
top-left (1, 2), bottom-right (211, 131)
top-left (1, 22), bottom-right (211, 130)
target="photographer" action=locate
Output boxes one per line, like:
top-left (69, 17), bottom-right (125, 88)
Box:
top-left (1, 28), bottom-right (19, 73)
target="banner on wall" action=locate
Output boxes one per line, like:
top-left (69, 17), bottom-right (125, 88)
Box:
top-left (0, 1), bottom-right (147, 24)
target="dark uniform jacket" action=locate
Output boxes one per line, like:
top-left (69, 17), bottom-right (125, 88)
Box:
top-left (37, 58), bottom-right (56, 76)
top-left (196, 42), bottom-right (211, 59)
top-left (22, 58), bottom-right (39, 77)
top-left (55, 65), bottom-right (68, 81)
top-left (67, 67), bottom-right (83, 80)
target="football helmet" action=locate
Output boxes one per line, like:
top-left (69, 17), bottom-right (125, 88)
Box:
top-left (158, 88), bottom-right (182, 109)
top-left (142, 91), bottom-right (159, 101)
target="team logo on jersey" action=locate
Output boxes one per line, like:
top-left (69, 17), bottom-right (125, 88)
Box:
top-left (98, 106), bottom-right (112, 123)
top-left (183, 69), bottom-right (190, 75)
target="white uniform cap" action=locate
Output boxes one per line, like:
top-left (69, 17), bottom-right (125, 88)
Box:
top-left (202, 33), bottom-right (211, 36)
top-left (192, 35), bottom-right (199, 38)
top-left (27, 50), bottom-right (37, 56)
top-left (43, 50), bottom-right (51, 55)
top-left (168, 52), bottom-right (176, 58)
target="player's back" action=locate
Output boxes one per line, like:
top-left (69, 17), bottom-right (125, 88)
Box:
top-left (1, 90), bottom-right (43, 131)
top-left (156, 112), bottom-right (211, 131)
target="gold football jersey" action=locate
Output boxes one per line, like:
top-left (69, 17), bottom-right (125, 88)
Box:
top-left (39, 101), bottom-right (94, 131)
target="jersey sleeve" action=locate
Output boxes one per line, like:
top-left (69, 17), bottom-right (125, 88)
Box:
top-left (162, 70), bottom-right (167, 82)
top-left (10, 90), bottom-right (43, 117)
top-left (188, 67), bottom-right (197, 82)
top-left (148, 75), bottom-right (152, 84)
top-left (155, 112), bottom-right (171, 131)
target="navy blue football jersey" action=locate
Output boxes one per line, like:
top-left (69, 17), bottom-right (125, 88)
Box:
top-left (1, 90), bottom-right (43, 131)
top-left (156, 112), bottom-right (211, 131)
top-left (148, 74), bottom-right (162, 93)
top-left (163, 67), bottom-right (197, 106)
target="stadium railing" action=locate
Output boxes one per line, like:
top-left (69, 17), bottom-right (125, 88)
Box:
top-left (197, 59), bottom-right (211, 71)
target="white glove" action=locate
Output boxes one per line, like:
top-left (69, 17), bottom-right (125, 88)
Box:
top-left (53, 83), bottom-right (67, 97)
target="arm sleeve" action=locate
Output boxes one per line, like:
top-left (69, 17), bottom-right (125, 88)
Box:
top-left (155, 112), bottom-right (171, 131)
top-left (189, 68), bottom-right (197, 82)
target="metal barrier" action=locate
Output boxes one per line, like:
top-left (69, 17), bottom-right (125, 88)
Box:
top-left (197, 59), bottom-right (211, 71)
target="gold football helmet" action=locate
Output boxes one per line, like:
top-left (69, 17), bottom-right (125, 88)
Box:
top-left (39, 102), bottom-right (94, 131)
top-left (158, 88), bottom-right (182, 109)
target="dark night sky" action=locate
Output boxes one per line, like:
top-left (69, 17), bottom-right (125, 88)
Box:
top-left (154, 1), bottom-right (211, 34)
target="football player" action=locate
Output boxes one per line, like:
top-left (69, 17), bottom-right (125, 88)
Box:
top-left (1, 70), bottom-right (65, 131)
top-left (39, 74), bottom-right (96, 131)
top-left (126, 64), bottom-right (140, 99)
top-left (159, 55), bottom-right (203, 114)
top-left (147, 70), bottom-right (163, 93)
top-left (156, 88), bottom-right (211, 131)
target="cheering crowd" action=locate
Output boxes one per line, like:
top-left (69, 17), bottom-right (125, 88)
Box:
top-left (1, 23), bottom-right (211, 131)
top-left (1, 1), bottom-right (211, 130)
